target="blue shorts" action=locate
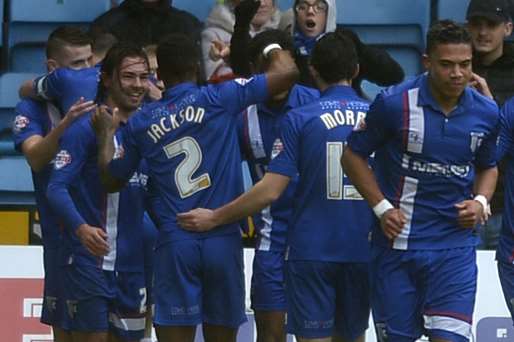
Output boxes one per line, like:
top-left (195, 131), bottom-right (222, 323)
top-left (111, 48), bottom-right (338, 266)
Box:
top-left (41, 246), bottom-right (69, 330)
top-left (371, 246), bottom-right (476, 342)
top-left (498, 260), bottom-right (514, 325)
top-left (154, 234), bottom-right (246, 328)
top-left (105, 271), bottom-right (147, 340)
top-left (285, 260), bottom-right (370, 339)
top-left (251, 250), bottom-right (286, 311)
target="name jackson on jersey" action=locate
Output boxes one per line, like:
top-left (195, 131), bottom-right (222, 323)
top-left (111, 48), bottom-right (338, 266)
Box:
top-left (147, 105), bottom-right (205, 143)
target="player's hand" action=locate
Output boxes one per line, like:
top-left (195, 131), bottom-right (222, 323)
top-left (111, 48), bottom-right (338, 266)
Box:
top-left (177, 208), bottom-right (218, 232)
top-left (92, 105), bottom-right (120, 136)
top-left (63, 97), bottom-right (97, 123)
top-left (235, 0), bottom-right (261, 27)
top-left (209, 40), bottom-right (231, 62)
top-left (147, 81), bottom-right (163, 101)
top-left (380, 208), bottom-right (406, 240)
top-left (469, 73), bottom-right (493, 99)
top-left (455, 199), bottom-right (485, 228)
top-left (76, 224), bottom-right (109, 256)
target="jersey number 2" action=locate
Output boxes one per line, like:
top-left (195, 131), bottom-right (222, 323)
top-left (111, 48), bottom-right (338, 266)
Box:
top-left (164, 137), bottom-right (211, 199)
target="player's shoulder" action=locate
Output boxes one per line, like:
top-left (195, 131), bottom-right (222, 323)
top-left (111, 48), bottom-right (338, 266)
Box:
top-left (467, 87), bottom-right (499, 123)
top-left (289, 84), bottom-right (320, 103)
top-left (15, 98), bottom-right (46, 116)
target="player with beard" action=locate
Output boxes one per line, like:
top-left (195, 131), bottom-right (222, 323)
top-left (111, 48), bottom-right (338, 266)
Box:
top-left (46, 44), bottom-right (153, 342)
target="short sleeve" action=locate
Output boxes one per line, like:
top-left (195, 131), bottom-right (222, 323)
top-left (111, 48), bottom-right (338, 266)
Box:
top-left (34, 69), bottom-right (64, 102)
top-left (498, 99), bottom-right (514, 161)
top-left (108, 122), bottom-right (143, 181)
top-left (346, 93), bottom-right (396, 157)
top-left (267, 111), bottom-right (300, 177)
top-left (216, 74), bottom-right (269, 115)
top-left (12, 101), bottom-right (46, 151)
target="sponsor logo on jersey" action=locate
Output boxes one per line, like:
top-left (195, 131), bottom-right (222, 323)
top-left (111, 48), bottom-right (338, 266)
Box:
top-left (54, 150), bottom-right (72, 170)
top-left (113, 144), bottom-right (125, 160)
top-left (13, 115), bottom-right (30, 132)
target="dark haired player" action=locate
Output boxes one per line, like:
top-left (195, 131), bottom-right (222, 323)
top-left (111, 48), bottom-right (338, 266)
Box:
top-left (178, 32), bottom-right (373, 342)
top-left (93, 33), bottom-right (298, 342)
top-left (342, 21), bottom-right (499, 342)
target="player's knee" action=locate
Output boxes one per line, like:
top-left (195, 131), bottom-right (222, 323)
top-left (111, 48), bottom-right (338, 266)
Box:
top-left (428, 329), bottom-right (469, 342)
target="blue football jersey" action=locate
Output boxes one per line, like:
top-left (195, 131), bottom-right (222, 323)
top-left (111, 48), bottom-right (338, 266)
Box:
top-left (268, 85), bottom-right (373, 263)
top-left (46, 113), bottom-right (148, 271)
top-left (34, 66), bottom-right (100, 113)
top-left (347, 74), bottom-right (499, 251)
top-left (497, 98), bottom-right (514, 264)
top-left (12, 99), bottom-right (63, 248)
top-left (238, 84), bottom-right (319, 252)
top-left (108, 76), bottom-right (269, 247)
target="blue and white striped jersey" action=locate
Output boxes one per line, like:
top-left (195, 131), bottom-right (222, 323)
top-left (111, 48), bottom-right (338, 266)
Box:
top-left (347, 74), bottom-right (499, 250)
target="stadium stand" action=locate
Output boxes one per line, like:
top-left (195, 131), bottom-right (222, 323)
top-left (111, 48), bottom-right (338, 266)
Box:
top-left (437, 0), bottom-right (471, 23)
top-left (173, 0), bottom-right (216, 22)
top-left (4, 0), bottom-right (110, 73)
top-left (338, 0), bottom-right (431, 77)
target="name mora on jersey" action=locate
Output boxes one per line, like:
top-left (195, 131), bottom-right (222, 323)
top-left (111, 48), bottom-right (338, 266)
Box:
top-left (147, 105), bottom-right (205, 143)
top-left (320, 109), bottom-right (366, 130)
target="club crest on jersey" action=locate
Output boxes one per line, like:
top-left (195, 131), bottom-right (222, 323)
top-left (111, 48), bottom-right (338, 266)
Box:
top-left (353, 116), bottom-right (367, 131)
top-left (13, 115), bottom-right (30, 132)
top-left (271, 138), bottom-right (284, 159)
top-left (54, 150), bottom-right (72, 170)
top-left (470, 132), bottom-right (484, 153)
top-left (234, 77), bottom-right (254, 86)
top-left (113, 144), bottom-right (125, 160)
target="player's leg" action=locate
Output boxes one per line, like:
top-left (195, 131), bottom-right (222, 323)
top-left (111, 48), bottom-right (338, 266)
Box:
top-left (41, 247), bottom-right (72, 341)
top-left (53, 327), bottom-right (72, 342)
top-left (333, 263), bottom-right (370, 342)
top-left (63, 264), bottom-right (111, 342)
top-left (107, 271), bottom-right (147, 342)
top-left (153, 240), bottom-right (202, 342)
top-left (251, 250), bottom-right (287, 342)
top-left (254, 310), bottom-right (286, 342)
top-left (369, 246), bottom-right (426, 342)
top-left (285, 260), bottom-right (338, 341)
top-left (423, 247), bottom-right (476, 342)
top-left (332, 336), bottom-right (365, 342)
top-left (202, 234), bottom-right (246, 342)
top-left (497, 260), bottom-right (514, 325)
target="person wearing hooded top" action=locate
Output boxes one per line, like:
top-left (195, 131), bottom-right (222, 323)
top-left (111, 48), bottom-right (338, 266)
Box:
top-left (231, 0), bottom-right (404, 97)
top-left (90, 0), bottom-right (202, 48)
top-left (201, 0), bottom-right (282, 83)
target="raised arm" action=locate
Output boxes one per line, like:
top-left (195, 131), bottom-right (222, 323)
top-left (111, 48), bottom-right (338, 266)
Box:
top-left (229, 0), bottom-right (261, 77)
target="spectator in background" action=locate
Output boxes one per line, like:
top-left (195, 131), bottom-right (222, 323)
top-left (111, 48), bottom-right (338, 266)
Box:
top-left (466, 0), bottom-right (514, 250)
top-left (90, 0), bottom-right (202, 48)
top-left (233, 0), bottom-right (404, 96)
top-left (202, 0), bottom-right (282, 82)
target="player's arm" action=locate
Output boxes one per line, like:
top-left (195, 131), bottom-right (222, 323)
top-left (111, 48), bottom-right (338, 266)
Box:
top-left (342, 94), bottom-right (406, 239)
top-left (457, 106), bottom-right (502, 227)
top-left (93, 106), bottom-right (141, 191)
top-left (178, 172), bottom-right (290, 232)
top-left (19, 71), bottom-right (63, 101)
top-left (264, 48), bottom-right (299, 97)
top-left (342, 146), bottom-right (406, 239)
top-left (21, 98), bottom-right (96, 172)
top-left (46, 122), bottom-right (109, 256)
